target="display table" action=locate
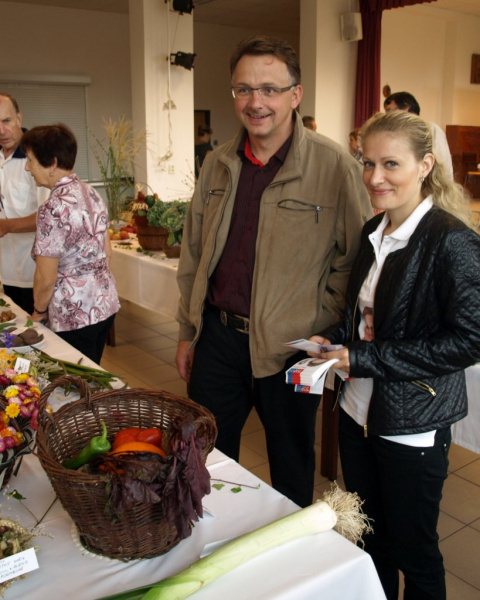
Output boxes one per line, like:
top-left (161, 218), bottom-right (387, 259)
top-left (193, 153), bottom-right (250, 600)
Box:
top-left (452, 364), bottom-right (480, 454)
top-left (0, 294), bottom-right (386, 600)
top-left (109, 237), bottom-right (180, 318)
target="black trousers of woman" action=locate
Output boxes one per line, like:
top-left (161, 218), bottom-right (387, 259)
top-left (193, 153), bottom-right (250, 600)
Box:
top-left (56, 314), bottom-right (116, 365)
top-left (339, 408), bottom-right (450, 600)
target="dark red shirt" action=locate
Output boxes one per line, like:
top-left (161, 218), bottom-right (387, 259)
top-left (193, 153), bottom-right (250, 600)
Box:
top-left (208, 132), bottom-right (292, 316)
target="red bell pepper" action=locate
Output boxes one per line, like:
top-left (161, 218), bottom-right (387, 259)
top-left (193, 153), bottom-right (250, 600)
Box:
top-left (112, 427), bottom-right (163, 450)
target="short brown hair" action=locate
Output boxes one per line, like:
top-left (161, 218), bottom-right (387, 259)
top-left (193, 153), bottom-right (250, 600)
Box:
top-left (21, 123), bottom-right (77, 170)
top-left (230, 36), bottom-right (301, 85)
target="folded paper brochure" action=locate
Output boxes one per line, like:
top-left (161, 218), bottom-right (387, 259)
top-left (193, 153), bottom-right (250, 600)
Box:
top-left (285, 357), bottom-right (339, 385)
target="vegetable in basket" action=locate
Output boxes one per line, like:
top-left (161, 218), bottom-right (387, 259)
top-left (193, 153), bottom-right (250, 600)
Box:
top-left (111, 441), bottom-right (166, 457)
top-left (95, 485), bottom-right (372, 600)
top-left (63, 421), bottom-right (111, 469)
top-left (112, 427), bottom-right (163, 450)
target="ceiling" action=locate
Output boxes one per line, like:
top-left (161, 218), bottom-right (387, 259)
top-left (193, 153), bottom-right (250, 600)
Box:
top-left (5, 0), bottom-right (480, 31)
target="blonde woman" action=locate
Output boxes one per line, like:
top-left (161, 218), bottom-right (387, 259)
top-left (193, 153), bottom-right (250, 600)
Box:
top-left (309, 111), bottom-right (480, 599)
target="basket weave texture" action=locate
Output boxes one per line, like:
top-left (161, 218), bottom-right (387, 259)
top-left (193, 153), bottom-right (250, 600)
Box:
top-left (136, 224), bottom-right (168, 251)
top-left (35, 376), bottom-right (217, 561)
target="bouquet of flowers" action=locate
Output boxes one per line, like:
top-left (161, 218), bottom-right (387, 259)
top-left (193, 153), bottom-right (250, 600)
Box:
top-left (0, 351), bottom-right (44, 435)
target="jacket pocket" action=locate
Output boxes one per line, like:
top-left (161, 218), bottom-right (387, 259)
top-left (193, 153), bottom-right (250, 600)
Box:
top-left (412, 380), bottom-right (437, 397)
top-left (277, 198), bottom-right (324, 223)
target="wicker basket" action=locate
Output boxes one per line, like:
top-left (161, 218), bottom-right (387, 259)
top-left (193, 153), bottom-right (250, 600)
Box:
top-left (136, 224), bottom-right (168, 251)
top-left (35, 376), bottom-right (217, 561)
top-left (163, 241), bottom-right (181, 258)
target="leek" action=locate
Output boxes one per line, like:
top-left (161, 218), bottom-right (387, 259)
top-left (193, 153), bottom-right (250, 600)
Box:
top-left (96, 484), bottom-right (372, 600)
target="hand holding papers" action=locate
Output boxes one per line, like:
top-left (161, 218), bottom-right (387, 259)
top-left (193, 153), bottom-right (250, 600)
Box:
top-left (284, 339), bottom-right (349, 395)
top-left (284, 339), bottom-right (343, 354)
top-left (285, 357), bottom-right (339, 395)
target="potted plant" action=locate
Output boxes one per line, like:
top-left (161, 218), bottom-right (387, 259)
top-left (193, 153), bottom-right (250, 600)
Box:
top-left (132, 191), bottom-right (169, 251)
top-left (90, 116), bottom-right (146, 225)
top-left (158, 200), bottom-right (189, 258)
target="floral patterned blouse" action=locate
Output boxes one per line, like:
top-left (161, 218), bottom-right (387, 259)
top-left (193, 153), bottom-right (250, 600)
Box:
top-left (32, 174), bottom-right (120, 332)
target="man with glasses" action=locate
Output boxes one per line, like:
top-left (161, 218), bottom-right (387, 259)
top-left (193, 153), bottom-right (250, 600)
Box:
top-left (176, 36), bottom-right (372, 507)
top-left (0, 93), bottom-right (47, 313)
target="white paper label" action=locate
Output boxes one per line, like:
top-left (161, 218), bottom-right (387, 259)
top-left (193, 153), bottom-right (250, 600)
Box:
top-left (0, 547), bottom-right (39, 583)
top-left (14, 357), bottom-right (31, 374)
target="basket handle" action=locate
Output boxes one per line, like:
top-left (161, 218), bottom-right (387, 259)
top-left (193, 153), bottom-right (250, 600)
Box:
top-left (38, 375), bottom-right (92, 425)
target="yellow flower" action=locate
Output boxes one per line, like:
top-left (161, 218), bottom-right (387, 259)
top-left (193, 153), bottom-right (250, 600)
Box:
top-left (5, 387), bottom-right (19, 399)
top-left (5, 404), bottom-right (20, 419)
top-left (0, 349), bottom-right (15, 370)
top-left (12, 373), bottom-right (28, 384)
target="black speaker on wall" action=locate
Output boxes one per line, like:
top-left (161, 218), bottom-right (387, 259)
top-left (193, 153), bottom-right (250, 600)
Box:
top-left (172, 0), bottom-right (193, 14)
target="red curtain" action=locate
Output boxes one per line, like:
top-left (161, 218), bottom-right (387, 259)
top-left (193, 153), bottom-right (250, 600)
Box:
top-left (354, 0), bottom-right (436, 128)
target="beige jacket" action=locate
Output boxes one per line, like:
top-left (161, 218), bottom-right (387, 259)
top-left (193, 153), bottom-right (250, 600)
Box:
top-left (177, 115), bottom-right (373, 377)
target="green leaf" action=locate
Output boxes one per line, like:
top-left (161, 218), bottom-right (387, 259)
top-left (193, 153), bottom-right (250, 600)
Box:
top-left (231, 487), bottom-right (242, 494)
top-left (212, 483), bottom-right (224, 491)
top-left (25, 318), bottom-right (33, 327)
top-left (8, 489), bottom-right (26, 501)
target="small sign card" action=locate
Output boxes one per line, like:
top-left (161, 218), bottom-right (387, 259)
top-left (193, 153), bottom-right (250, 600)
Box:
top-left (0, 548), bottom-right (39, 584)
top-left (14, 357), bottom-right (31, 374)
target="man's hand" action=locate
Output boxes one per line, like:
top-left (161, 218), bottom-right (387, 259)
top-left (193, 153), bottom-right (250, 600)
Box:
top-left (176, 340), bottom-right (195, 383)
top-left (307, 335), bottom-right (350, 374)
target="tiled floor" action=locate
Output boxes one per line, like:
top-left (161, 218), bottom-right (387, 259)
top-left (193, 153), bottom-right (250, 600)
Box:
top-left (102, 299), bottom-right (480, 599)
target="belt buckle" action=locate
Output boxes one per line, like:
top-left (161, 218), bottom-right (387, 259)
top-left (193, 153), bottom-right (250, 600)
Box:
top-left (220, 310), bottom-right (228, 327)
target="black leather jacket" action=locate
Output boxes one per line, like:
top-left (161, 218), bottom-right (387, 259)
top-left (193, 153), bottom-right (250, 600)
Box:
top-left (324, 206), bottom-right (480, 436)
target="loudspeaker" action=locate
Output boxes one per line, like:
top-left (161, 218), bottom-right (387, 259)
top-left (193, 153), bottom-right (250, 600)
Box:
top-left (340, 12), bottom-right (363, 42)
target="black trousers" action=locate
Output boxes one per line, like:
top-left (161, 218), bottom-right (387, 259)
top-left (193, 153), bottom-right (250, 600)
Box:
top-left (2, 285), bottom-right (34, 315)
top-left (189, 308), bottom-right (321, 508)
top-left (339, 408), bottom-right (450, 600)
top-left (56, 314), bottom-right (116, 365)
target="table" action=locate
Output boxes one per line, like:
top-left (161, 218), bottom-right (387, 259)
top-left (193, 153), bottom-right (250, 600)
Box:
top-left (0, 295), bottom-right (386, 600)
top-left (109, 237), bottom-right (180, 318)
top-left (321, 364), bottom-right (480, 481)
top-left (451, 364), bottom-right (480, 454)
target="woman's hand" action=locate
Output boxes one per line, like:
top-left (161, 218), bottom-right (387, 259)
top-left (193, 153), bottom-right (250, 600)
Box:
top-left (307, 335), bottom-right (351, 374)
top-left (31, 310), bottom-right (47, 323)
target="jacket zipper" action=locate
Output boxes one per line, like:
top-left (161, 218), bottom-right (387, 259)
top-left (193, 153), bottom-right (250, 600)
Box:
top-left (332, 296), bottom-right (359, 414)
top-left (412, 380), bottom-right (437, 397)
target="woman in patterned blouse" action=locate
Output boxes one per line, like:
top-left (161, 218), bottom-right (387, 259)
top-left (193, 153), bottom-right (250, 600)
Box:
top-left (21, 124), bottom-right (120, 364)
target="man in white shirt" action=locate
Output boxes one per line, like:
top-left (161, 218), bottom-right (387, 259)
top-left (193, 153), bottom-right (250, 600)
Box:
top-left (384, 91), bottom-right (454, 181)
top-left (0, 93), bottom-right (47, 313)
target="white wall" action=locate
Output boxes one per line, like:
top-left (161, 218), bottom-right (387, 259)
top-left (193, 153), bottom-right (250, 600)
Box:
top-left (382, 4), bottom-right (480, 128)
top-left (0, 1), bottom-right (132, 181)
top-left (301, 0), bottom-right (358, 148)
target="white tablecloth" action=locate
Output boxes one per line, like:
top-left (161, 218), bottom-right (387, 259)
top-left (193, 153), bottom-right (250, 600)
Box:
top-left (452, 364), bottom-right (480, 454)
top-left (4, 450), bottom-right (386, 600)
top-left (0, 295), bottom-right (386, 600)
top-left (109, 237), bottom-right (180, 318)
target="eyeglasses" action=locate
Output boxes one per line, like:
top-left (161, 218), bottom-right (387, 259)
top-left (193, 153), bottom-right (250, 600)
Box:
top-left (231, 85), bottom-right (297, 99)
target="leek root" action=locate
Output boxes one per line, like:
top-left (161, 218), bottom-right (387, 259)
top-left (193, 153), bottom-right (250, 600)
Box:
top-left (96, 484), bottom-right (372, 600)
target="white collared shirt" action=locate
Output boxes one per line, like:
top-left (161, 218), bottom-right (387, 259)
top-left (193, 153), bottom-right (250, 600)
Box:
top-left (0, 148), bottom-right (47, 287)
top-left (341, 197), bottom-right (436, 447)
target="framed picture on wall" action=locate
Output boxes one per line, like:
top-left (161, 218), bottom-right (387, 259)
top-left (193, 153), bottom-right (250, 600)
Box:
top-left (471, 54), bottom-right (480, 84)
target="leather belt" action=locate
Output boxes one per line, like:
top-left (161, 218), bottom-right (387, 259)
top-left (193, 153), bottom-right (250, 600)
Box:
top-left (209, 305), bottom-right (250, 333)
